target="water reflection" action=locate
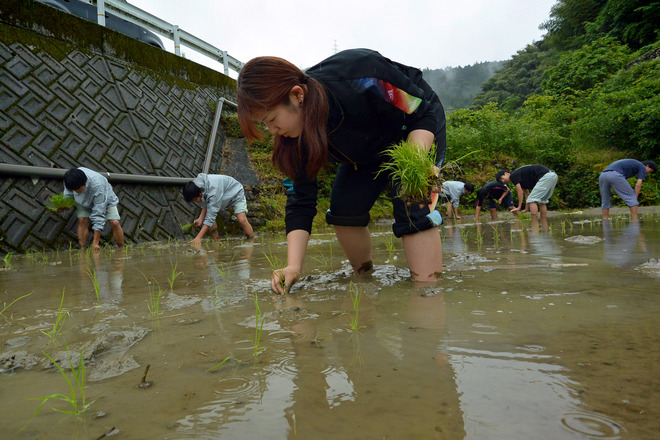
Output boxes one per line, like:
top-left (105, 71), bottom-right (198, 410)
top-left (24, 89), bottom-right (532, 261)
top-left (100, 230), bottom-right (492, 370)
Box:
top-left (602, 220), bottom-right (649, 269)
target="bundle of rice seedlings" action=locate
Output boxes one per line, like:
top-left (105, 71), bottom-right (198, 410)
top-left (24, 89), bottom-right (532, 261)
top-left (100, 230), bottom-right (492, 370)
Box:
top-left (379, 140), bottom-right (440, 205)
top-left (46, 194), bottom-right (76, 212)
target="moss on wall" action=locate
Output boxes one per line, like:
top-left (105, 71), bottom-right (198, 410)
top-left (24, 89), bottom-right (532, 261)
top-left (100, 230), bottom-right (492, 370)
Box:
top-left (0, 0), bottom-right (236, 91)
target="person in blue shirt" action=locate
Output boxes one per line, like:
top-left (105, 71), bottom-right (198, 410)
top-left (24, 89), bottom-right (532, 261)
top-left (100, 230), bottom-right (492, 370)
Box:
top-left (599, 159), bottom-right (656, 220)
top-left (439, 181), bottom-right (474, 220)
top-left (182, 173), bottom-right (254, 245)
top-left (63, 167), bottom-right (124, 251)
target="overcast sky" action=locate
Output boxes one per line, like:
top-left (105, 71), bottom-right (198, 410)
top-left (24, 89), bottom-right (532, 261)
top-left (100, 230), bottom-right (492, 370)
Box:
top-left (127, 0), bottom-right (557, 76)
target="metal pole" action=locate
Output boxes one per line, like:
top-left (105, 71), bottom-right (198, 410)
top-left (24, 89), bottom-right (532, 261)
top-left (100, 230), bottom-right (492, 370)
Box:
top-left (202, 98), bottom-right (225, 174)
top-left (0, 163), bottom-right (191, 185)
top-left (97, 0), bottom-right (106, 26)
top-left (173, 25), bottom-right (181, 56)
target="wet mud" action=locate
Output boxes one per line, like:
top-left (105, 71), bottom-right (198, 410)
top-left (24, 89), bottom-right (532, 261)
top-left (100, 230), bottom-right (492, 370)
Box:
top-left (1, 212), bottom-right (659, 439)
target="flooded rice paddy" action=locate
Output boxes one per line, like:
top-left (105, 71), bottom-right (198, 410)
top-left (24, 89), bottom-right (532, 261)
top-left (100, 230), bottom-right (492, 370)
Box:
top-left (1, 211), bottom-right (659, 439)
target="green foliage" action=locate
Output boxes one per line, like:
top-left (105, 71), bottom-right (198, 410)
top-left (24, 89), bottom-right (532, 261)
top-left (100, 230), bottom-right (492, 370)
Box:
top-left (220, 113), bottom-right (244, 138)
top-left (586, 0), bottom-right (660, 49)
top-left (472, 45), bottom-right (557, 111)
top-left (543, 37), bottom-right (631, 95)
top-left (540, 0), bottom-right (607, 51)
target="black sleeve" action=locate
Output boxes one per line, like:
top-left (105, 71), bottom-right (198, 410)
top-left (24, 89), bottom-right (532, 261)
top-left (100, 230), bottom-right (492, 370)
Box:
top-left (285, 175), bottom-right (319, 235)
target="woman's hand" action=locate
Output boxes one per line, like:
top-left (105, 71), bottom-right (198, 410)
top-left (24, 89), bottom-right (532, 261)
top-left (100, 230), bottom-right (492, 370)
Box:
top-left (271, 266), bottom-right (301, 294)
top-left (193, 217), bottom-right (203, 227)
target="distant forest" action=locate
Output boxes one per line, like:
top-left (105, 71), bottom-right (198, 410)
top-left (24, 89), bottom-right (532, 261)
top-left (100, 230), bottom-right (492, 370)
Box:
top-left (422, 61), bottom-right (505, 112)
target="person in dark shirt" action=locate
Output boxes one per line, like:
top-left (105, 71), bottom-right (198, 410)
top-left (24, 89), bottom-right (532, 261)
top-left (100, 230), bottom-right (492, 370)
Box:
top-left (599, 159), bottom-right (657, 220)
top-left (474, 180), bottom-right (517, 221)
top-left (237, 49), bottom-right (447, 293)
top-left (496, 165), bottom-right (558, 221)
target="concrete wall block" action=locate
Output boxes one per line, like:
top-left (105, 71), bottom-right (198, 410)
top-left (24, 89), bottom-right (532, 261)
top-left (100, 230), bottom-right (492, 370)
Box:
top-left (88, 56), bottom-right (112, 83)
top-left (63, 117), bottom-right (93, 143)
top-left (58, 70), bottom-right (82, 92)
top-left (0, 84), bottom-right (19, 111)
top-left (59, 133), bottom-right (87, 160)
top-left (33, 129), bottom-right (60, 157)
top-left (116, 81), bottom-right (141, 110)
top-left (107, 59), bottom-right (128, 82)
top-left (94, 92), bottom-right (121, 118)
top-left (36, 113), bottom-right (67, 139)
top-left (1, 124), bottom-right (31, 153)
top-left (44, 97), bottom-right (73, 122)
top-left (72, 89), bottom-right (101, 117)
top-left (80, 77), bottom-right (103, 98)
top-left (0, 40), bottom-right (12, 62)
top-left (33, 63), bottom-right (58, 86)
top-left (113, 113), bottom-right (139, 141)
top-left (4, 52), bottom-right (33, 79)
top-left (17, 91), bottom-right (47, 116)
top-left (9, 44), bottom-right (42, 68)
top-left (12, 105), bottom-right (42, 135)
top-left (0, 70), bottom-right (28, 97)
top-left (60, 55), bottom-right (87, 81)
top-left (23, 75), bottom-right (55, 102)
top-left (0, 108), bottom-right (12, 131)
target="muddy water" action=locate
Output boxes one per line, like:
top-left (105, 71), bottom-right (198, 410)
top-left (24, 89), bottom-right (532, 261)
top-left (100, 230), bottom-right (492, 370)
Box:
top-left (1, 213), bottom-right (659, 440)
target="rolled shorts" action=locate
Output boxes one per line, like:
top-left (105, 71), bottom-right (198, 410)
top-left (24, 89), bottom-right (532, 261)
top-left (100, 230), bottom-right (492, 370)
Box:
top-left (527, 171), bottom-right (558, 204)
top-left (77, 204), bottom-right (120, 221)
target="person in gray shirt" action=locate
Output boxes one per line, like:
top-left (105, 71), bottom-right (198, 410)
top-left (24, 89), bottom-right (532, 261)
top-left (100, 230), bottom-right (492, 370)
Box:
top-left (183, 173), bottom-right (254, 244)
top-left (63, 167), bottom-right (124, 251)
top-left (439, 181), bottom-right (474, 220)
top-left (599, 159), bottom-right (656, 220)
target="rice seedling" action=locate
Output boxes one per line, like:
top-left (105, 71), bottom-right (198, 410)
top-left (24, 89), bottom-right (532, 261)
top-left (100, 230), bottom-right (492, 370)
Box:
top-left (207, 356), bottom-right (241, 372)
top-left (2, 251), bottom-right (13, 268)
top-left (32, 348), bottom-right (92, 417)
top-left (45, 194), bottom-right (76, 212)
top-left (264, 249), bottom-right (286, 291)
top-left (382, 234), bottom-right (396, 253)
top-left (378, 141), bottom-right (439, 205)
top-left (86, 268), bottom-right (100, 301)
top-left (560, 220), bottom-right (567, 235)
top-left (1, 291), bottom-right (32, 321)
top-left (475, 228), bottom-right (484, 248)
top-left (346, 282), bottom-right (365, 334)
top-left (214, 261), bottom-right (230, 280)
top-left (518, 213), bottom-right (531, 220)
top-left (41, 289), bottom-right (69, 344)
top-left (491, 225), bottom-right (501, 244)
top-left (181, 222), bottom-right (193, 232)
top-left (167, 262), bottom-right (183, 290)
top-left (147, 280), bottom-right (164, 318)
top-left (460, 228), bottom-right (470, 246)
top-left (250, 293), bottom-right (266, 358)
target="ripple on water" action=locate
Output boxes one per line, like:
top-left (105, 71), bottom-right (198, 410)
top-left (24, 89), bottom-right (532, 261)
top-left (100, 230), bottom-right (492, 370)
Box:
top-left (561, 411), bottom-right (626, 439)
top-left (213, 376), bottom-right (262, 398)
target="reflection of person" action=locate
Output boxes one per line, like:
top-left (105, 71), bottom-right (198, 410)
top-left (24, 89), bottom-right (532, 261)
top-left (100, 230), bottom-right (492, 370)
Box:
top-left (63, 167), bottom-right (124, 251)
top-left (602, 220), bottom-right (648, 269)
top-left (440, 181), bottom-right (473, 220)
top-left (237, 48), bottom-right (447, 293)
top-left (182, 173), bottom-right (254, 245)
top-left (496, 165), bottom-right (558, 221)
top-left (599, 159), bottom-right (656, 220)
top-left (474, 180), bottom-right (517, 220)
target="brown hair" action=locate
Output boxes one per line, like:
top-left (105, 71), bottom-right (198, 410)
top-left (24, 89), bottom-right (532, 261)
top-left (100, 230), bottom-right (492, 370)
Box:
top-left (237, 56), bottom-right (328, 179)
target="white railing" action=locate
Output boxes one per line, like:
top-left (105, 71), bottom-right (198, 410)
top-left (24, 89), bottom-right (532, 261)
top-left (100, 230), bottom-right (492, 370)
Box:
top-left (96, 0), bottom-right (243, 76)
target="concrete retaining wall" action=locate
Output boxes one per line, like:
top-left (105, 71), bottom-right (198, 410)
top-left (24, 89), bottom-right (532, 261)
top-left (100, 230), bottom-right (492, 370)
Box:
top-left (0, 1), bottom-right (259, 253)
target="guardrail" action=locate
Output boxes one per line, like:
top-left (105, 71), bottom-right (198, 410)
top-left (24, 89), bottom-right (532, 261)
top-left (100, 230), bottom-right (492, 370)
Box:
top-left (97, 0), bottom-right (243, 76)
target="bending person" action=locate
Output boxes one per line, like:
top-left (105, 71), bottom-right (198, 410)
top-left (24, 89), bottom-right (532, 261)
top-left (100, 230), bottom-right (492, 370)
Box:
top-left (237, 49), bottom-right (447, 293)
top-left (62, 167), bottom-right (124, 251)
top-left (496, 165), bottom-right (558, 220)
top-left (182, 173), bottom-right (255, 245)
top-left (599, 159), bottom-right (656, 220)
